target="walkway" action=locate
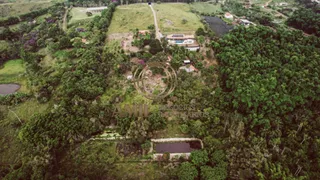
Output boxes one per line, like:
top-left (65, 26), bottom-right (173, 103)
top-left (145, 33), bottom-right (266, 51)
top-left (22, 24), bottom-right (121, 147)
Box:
top-left (62, 7), bottom-right (69, 32)
top-left (149, 4), bottom-right (162, 40)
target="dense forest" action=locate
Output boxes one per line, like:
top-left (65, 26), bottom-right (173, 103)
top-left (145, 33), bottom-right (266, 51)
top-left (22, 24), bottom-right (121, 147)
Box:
top-left (287, 8), bottom-right (320, 37)
top-left (212, 26), bottom-right (320, 179)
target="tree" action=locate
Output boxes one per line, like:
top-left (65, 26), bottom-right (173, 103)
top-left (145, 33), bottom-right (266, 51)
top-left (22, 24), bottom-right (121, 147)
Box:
top-left (177, 162), bottom-right (198, 180)
top-left (196, 27), bottom-right (206, 36)
top-left (200, 166), bottom-right (227, 180)
top-left (149, 39), bottom-right (163, 55)
top-left (190, 150), bottom-right (209, 167)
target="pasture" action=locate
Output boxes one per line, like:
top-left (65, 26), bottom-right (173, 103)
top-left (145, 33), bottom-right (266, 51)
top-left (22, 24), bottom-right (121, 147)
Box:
top-left (68, 7), bottom-right (101, 25)
top-left (190, 2), bottom-right (222, 14)
top-left (153, 3), bottom-right (203, 34)
top-left (108, 4), bottom-right (153, 34)
top-left (0, 0), bottom-right (52, 18)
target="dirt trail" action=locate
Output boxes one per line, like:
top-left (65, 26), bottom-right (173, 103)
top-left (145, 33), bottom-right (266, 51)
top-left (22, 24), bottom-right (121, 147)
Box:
top-left (149, 4), bottom-right (162, 40)
top-left (62, 7), bottom-right (69, 32)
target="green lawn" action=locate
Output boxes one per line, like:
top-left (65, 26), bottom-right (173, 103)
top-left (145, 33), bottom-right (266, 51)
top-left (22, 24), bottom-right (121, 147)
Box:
top-left (190, 2), bottom-right (222, 14)
top-left (69, 7), bottom-right (101, 25)
top-left (108, 4), bottom-right (153, 34)
top-left (153, 3), bottom-right (203, 34)
top-left (0, 59), bottom-right (28, 92)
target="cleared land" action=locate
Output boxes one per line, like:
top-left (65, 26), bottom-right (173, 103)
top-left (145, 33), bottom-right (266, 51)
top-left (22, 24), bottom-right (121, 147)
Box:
top-left (108, 4), bottom-right (153, 34)
top-left (190, 2), bottom-right (222, 14)
top-left (68, 7), bottom-right (101, 25)
top-left (153, 3), bottom-right (203, 34)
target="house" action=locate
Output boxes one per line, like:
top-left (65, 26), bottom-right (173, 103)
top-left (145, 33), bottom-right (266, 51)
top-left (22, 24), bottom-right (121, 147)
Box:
top-left (150, 138), bottom-right (203, 161)
top-left (166, 34), bottom-right (200, 51)
top-left (224, 12), bottom-right (234, 20)
top-left (86, 6), bottom-right (108, 13)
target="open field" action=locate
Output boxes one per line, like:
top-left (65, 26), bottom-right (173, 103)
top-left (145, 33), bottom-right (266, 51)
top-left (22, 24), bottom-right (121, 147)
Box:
top-left (153, 3), bottom-right (203, 34)
top-left (68, 7), bottom-right (101, 25)
top-left (0, 59), bottom-right (28, 92)
top-left (0, 1), bottom-right (52, 18)
top-left (190, 2), bottom-right (222, 14)
top-left (108, 4), bottom-right (153, 34)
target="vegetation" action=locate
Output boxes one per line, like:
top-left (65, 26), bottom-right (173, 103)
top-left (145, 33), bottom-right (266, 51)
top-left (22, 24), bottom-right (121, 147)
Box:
top-left (108, 4), bottom-right (153, 34)
top-left (153, 3), bottom-right (204, 33)
top-left (287, 8), bottom-right (320, 37)
top-left (1, 1), bottom-right (320, 179)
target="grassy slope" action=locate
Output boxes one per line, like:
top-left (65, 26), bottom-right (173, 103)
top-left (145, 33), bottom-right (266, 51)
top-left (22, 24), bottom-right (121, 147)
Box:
top-left (0, 59), bottom-right (28, 93)
top-left (0, 99), bottom-right (49, 164)
top-left (153, 3), bottom-right (203, 34)
top-left (190, 2), bottom-right (222, 14)
top-left (0, 1), bottom-right (52, 18)
top-left (68, 7), bottom-right (102, 25)
top-left (108, 4), bottom-right (153, 34)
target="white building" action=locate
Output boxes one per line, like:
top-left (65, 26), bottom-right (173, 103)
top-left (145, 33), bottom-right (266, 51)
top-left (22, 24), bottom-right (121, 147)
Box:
top-left (86, 6), bottom-right (108, 13)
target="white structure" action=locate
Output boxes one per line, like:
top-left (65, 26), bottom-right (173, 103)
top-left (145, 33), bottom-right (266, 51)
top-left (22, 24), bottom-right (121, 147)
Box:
top-left (224, 12), bottom-right (234, 20)
top-left (86, 6), bottom-right (108, 13)
top-left (179, 65), bottom-right (198, 73)
top-left (239, 19), bottom-right (256, 27)
top-left (183, 60), bottom-right (191, 64)
top-left (311, 0), bottom-right (320, 3)
top-left (150, 138), bottom-right (203, 160)
top-left (166, 34), bottom-right (200, 51)
top-left (279, 2), bottom-right (288, 6)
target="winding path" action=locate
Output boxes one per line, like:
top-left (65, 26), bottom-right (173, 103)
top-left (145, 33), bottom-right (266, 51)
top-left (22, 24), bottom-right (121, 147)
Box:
top-left (149, 4), bottom-right (162, 40)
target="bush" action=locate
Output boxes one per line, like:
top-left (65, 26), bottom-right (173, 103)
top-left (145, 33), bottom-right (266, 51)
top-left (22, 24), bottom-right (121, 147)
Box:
top-left (181, 18), bottom-right (188, 24)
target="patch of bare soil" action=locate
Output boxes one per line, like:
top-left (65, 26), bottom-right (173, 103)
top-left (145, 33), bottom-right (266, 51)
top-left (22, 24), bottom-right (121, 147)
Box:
top-left (108, 32), bottom-right (139, 52)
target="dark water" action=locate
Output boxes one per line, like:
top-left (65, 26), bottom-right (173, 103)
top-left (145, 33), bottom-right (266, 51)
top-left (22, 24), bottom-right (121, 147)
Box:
top-left (0, 84), bottom-right (21, 95)
top-left (203, 16), bottom-right (234, 37)
top-left (155, 141), bottom-right (202, 153)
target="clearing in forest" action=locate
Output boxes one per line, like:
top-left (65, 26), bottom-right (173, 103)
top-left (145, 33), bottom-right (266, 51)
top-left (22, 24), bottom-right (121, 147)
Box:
top-left (68, 7), bottom-right (101, 25)
top-left (153, 3), bottom-right (203, 34)
top-left (108, 4), bottom-right (153, 34)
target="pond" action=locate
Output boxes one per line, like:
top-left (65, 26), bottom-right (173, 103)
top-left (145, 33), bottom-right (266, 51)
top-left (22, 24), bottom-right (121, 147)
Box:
top-left (0, 84), bottom-right (21, 95)
top-left (203, 16), bottom-right (234, 37)
top-left (154, 141), bottom-right (202, 153)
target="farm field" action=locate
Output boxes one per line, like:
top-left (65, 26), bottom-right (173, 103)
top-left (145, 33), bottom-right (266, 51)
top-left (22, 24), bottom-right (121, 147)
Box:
top-left (153, 3), bottom-right (203, 34)
top-left (68, 7), bottom-right (101, 25)
top-left (190, 2), bottom-right (222, 14)
top-left (108, 4), bottom-right (153, 34)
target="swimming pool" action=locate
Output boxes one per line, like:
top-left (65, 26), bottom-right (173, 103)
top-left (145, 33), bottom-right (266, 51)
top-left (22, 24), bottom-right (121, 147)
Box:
top-left (175, 40), bottom-right (184, 44)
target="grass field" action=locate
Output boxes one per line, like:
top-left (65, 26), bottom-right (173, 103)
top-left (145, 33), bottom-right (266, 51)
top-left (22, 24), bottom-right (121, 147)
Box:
top-left (190, 2), bottom-right (222, 14)
top-left (69, 7), bottom-right (101, 25)
top-left (0, 1), bottom-right (52, 18)
top-left (0, 59), bottom-right (28, 92)
top-left (153, 3), bottom-right (203, 34)
top-left (108, 4), bottom-right (153, 34)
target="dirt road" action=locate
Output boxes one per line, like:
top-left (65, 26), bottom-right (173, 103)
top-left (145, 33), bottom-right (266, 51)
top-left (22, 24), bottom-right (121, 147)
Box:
top-left (149, 4), bottom-right (162, 40)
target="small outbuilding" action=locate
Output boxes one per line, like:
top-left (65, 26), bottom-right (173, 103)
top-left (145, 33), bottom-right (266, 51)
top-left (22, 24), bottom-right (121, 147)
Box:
top-left (224, 12), bottom-right (234, 20)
